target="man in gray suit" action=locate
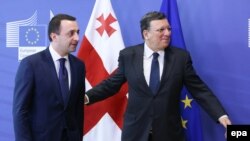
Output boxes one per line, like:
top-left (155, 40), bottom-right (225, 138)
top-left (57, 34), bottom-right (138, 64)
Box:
top-left (84, 11), bottom-right (231, 141)
top-left (13, 14), bottom-right (85, 141)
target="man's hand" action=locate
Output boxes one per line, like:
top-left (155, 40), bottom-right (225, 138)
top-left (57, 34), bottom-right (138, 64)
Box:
top-left (218, 116), bottom-right (232, 138)
top-left (219, 116), bottom-right (232, 128)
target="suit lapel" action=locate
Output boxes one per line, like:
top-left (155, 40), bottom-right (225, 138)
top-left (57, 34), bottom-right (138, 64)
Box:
top-left (44, 48), bottom-right (65, 106)
top-left (160, 47), bottom-right (176, 87)
top-left (132, 45), bottom-right (153, 96)
top-left (66, 55), bottom-right (76, 106)
top-left (133, 45), bottom-right (144, 80)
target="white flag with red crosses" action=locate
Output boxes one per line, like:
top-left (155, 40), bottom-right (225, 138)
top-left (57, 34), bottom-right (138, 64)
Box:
top-left (77, 0), bottom-right (128, 140)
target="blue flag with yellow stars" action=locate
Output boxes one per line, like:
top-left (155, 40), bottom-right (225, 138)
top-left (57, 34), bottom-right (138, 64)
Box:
top-left (160, 0), bottom-right (204, 140)
top-left (19, 25), bottom-right (47, 47)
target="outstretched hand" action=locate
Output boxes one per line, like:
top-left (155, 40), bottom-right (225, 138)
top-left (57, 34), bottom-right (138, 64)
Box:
top-left (218, 116), bottom-right (232, 138)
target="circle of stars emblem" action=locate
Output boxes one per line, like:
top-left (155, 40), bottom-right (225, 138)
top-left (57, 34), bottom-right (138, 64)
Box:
top-left (25, 27), bottom-right (40, 45)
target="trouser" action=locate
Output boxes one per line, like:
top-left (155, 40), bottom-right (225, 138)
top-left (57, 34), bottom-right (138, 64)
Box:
top-left (148, 132), bottom-right (153, 141)
top-left (61, 129), bottom-right (68, 141)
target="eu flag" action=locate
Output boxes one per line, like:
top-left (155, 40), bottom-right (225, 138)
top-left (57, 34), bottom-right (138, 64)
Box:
top-left (160, 0), bottom-right (204, 140)
top-left (19, 25), bottom-right (47, 47)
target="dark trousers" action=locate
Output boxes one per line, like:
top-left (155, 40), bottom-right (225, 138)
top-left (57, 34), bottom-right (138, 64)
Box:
top-left (148, 132), bottom-right (153, 141)
top-left (62, 129), bottom-right (68, 141)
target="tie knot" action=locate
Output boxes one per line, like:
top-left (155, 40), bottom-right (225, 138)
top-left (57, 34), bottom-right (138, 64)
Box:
top-left (59, 58), bottom-right (66, 65)
top-left (152, 52), bottom-right (159, 59)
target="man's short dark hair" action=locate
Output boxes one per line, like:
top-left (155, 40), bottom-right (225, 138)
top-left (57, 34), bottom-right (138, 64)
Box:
top-left (140, 11), bottom-right (166, 39)
top-left (48, 14), bottom-right (76, 41)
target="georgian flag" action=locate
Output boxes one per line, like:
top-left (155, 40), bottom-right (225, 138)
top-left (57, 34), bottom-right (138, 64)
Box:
top-left (77, 0), bottom-right (128, 140)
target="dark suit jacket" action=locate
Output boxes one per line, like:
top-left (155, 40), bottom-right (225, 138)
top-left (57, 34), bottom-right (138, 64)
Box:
top-left (86, 44), bottom-right (226, 141)
top-left (13, 48), bottom-right (85, 141)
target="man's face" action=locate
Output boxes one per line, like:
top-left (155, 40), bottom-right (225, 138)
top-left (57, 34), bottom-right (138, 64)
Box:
top-left (143, 19), bottom-right (171, 51)
top-left (55, 20), bottom-right (80, 56)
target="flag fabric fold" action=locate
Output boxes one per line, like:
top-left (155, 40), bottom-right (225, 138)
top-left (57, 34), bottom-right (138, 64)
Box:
top-left (77, 0), bottom-right (128, 140)
top-left (160, 0), bottom-right (204, 141)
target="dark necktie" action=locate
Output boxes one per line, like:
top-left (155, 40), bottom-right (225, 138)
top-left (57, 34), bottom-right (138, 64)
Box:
top-left (59, 58), bottom-right (69, 105)
top-left (149, 52), bottom-right (160, 95)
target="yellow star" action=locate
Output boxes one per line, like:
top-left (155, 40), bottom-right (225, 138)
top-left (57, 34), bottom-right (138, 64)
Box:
top-left (181, 117), bottom-right (188, 129)
top-left (181, 94), bottom-right (193, 109)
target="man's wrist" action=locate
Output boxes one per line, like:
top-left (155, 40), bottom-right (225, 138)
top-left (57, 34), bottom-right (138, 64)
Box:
top-left (218, 115), bottom-right (228, 121)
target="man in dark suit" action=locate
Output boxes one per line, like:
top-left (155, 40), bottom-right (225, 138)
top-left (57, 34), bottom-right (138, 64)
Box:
top-left (84, 11), bottom-right (231, 141)
top-left (13, 14), bottom-right (85, 141)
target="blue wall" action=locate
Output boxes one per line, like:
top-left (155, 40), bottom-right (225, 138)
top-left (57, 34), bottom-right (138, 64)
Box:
top-left (1, 0), bottom-right (250, 141)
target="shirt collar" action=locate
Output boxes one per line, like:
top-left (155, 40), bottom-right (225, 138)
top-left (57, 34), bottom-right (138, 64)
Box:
top-left (49, 45), bottom-right (69, 61)
top-left (144, 43), bottom-right (164, 58)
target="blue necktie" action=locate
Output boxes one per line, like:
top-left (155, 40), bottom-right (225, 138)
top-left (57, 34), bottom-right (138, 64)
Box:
top-left (149, 52), bottom-right (160, 95)
top-left (59, 58), bottom-right (69, 105)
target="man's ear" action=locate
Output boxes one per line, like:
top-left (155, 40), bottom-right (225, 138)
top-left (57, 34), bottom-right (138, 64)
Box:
top-left (50, 32), bottom-right (57, 41)
top-left (143, 30), bottom-right (149, 40)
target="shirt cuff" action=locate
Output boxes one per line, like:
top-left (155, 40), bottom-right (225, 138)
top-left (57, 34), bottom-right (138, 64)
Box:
top-left (218, 115), bottom-right (228, 121)
top-left (84, 94), bottom-right (90, 105)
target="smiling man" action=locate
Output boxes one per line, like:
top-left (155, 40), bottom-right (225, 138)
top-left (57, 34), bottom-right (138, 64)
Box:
top-left (84, 11), bottom-right (231, 141)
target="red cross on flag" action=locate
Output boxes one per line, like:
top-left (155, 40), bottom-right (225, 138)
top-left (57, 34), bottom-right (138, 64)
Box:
top-left (77, 0), bottom-right (128, 140)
